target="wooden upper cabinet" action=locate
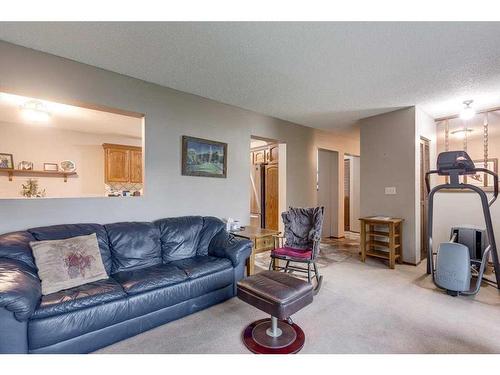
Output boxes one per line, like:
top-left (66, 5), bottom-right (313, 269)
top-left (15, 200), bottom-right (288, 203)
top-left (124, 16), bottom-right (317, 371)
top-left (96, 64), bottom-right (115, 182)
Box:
top-left (252, 144), bottom-right (278, 164)
top-left (253, 149), bottom-right (266, 164)
top-left (129, 150), bottom-right (143, 183)
top-left (103, 144), bottom-right (142, 184)
top-left (268, 145), bottom-right (279, 164)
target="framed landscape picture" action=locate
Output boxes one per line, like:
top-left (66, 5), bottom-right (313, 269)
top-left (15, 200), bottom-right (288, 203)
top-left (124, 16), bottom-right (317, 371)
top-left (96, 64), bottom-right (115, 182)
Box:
top-left (182, 136), bottom-right (227, 178)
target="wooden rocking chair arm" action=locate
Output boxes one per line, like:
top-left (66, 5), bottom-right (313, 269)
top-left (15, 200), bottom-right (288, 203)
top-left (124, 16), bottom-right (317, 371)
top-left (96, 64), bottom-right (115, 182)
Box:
top-left (272, 234), bottom-right (285, 248)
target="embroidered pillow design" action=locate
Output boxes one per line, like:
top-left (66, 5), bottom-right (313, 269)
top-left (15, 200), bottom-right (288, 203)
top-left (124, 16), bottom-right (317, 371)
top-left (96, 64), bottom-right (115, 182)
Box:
top-left (30, 233), bottom-right (108, 295)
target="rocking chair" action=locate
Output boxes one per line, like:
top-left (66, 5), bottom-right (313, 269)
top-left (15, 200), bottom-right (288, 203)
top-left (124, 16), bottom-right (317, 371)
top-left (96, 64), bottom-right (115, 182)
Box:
top-left (269, 206), bottom-right (324, 294)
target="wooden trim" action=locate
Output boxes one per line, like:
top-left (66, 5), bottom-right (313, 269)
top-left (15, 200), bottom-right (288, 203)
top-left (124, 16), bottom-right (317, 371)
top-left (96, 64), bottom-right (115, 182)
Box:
top-left (1, 169), bottom-right (77, 182)
top-left (102, 143), bottom-right (142, 151)
top-left (181, 135), bottom-right (228, 178)
top-left (403, 261), bottom-right (420, 266)
top-left (0, 86), bottom-right (145, 119)
top-left (250, 143), bottom-right (278, 152)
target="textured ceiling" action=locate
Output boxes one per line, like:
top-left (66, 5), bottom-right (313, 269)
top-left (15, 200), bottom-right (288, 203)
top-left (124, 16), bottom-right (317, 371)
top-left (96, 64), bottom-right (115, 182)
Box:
top-left (1, 22), bottom-right (500, 129)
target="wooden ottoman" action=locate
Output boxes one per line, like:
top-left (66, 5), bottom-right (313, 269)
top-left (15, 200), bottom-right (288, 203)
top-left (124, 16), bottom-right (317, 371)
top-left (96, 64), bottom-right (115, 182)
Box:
top-left (237, 270), bottom-right (314, 354)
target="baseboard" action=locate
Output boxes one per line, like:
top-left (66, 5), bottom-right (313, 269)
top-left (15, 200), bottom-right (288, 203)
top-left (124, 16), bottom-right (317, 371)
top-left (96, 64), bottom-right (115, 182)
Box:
top-left (403, 260), bottom-right (420, 266)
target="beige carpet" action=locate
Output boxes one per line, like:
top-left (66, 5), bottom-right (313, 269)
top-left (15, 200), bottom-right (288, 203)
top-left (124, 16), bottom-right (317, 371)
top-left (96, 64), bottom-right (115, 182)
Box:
top-left (97, 236), bottom-right (500, 354)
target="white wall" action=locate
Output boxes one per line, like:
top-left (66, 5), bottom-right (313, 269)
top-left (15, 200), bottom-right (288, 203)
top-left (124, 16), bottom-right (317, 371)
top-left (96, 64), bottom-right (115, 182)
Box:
top-left (0, 41), bottom-right (359, 234)
top-left (360, 107), bottom-right (417, 263)
top-left (0, 121), bottom-right (141, 198)
top-left (432, 192), bottom-right (500, 252)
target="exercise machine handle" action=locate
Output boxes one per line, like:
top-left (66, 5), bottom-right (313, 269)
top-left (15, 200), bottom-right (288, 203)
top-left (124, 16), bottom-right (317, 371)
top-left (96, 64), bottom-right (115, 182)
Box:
top-left (426, 168), bottom-right (498, 206)
top-left (425, 169), bottom-right (438, 194)
top-left (474, 168), bottom-right (499, 206)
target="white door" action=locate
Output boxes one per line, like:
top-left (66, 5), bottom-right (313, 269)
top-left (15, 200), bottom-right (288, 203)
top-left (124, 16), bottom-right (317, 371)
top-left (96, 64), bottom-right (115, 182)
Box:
top-left (349, 155), bottom-right (361, 232)
top-left (317, 150), bottom-right (339, 237)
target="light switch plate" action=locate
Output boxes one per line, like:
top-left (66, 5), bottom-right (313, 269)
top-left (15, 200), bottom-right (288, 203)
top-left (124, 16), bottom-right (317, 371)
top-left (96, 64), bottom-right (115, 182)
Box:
top-left (385, 187), bottom-right (397, 195)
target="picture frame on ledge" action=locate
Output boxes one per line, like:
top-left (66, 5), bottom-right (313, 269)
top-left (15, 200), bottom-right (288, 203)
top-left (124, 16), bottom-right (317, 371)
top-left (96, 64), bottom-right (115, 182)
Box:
top-left (18, 161), bottom-right (34, 170)
top-left (182, 136), bottom-right (227, 178)
top-left (43, 163), bottom-right (59, 172)
top-left (0, 153), bottom-right (14, 169)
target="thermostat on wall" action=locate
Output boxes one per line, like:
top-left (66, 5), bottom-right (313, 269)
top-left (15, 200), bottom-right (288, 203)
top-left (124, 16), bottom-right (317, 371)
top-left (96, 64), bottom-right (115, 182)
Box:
top-left (385, 187), bottom-right (397, 195)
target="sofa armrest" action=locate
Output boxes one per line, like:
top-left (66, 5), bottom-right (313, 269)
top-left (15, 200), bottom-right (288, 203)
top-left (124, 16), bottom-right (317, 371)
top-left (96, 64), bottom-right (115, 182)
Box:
top-left (0, 258), bottom-right (41, 321)
top-left (209, 230), bottom-right (252, 267)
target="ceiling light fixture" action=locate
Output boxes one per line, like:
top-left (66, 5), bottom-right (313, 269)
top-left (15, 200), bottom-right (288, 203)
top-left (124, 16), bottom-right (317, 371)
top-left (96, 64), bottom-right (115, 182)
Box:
top-left (460, 100), bottom-right (475, 120)
top-left (20, 100), bottom-right (51, 123)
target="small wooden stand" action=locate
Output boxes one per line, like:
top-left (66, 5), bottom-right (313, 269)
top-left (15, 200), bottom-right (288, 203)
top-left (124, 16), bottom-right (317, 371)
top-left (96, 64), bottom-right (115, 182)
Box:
top-left (359, 216), bottom-right (404, 269)
top-left (233, 226), bottom-right (280, 276)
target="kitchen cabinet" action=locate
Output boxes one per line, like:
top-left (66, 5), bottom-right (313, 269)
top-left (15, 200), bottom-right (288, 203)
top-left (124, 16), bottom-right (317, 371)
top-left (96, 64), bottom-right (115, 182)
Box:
top-left (267, 145), bottom-right (279, 164)
top-left (264, 164), bottom-right (279, 231)
top-left (103, 143), bottom-right (142, 184)
top-left (253, 149), bottom-right (266, 164)
top-left (129, 149), bottom-right (143, 183)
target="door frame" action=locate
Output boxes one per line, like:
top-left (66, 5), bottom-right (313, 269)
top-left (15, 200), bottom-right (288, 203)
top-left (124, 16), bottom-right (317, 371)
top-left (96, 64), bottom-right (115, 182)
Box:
top-left (420, 136), bottom-right (431, 262)
top-left (250, 136), bottom-right (287, 232)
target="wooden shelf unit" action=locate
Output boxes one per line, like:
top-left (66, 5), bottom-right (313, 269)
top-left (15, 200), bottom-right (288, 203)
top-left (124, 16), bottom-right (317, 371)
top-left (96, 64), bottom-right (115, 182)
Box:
top-left (359, 217), bottom-right (404, 269)
top-left (1, 169), bottom-right (77, 182)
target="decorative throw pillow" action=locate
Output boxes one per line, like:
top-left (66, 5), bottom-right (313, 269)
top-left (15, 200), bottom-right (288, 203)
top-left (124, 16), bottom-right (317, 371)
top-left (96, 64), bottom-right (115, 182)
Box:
top-left (30, 233), bottom-right (108, 295)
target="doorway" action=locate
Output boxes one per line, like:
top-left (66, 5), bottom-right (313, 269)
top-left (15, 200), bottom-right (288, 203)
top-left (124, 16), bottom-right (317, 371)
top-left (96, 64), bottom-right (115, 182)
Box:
top-left (420, 137), bottom-right (430, 261)
top-left (317, 149), bottom-right (339, 238)
top-left (344, 154), bottom-right (360, 233)
top-left (344, 158), bottom-right (350, 232)
top-left (250, 137), bottom-right (282, 231)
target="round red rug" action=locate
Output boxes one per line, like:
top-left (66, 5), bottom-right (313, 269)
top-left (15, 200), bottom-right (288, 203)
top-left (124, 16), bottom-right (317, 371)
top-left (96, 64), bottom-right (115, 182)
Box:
top-left (242, 318), bottom-right (305, 354)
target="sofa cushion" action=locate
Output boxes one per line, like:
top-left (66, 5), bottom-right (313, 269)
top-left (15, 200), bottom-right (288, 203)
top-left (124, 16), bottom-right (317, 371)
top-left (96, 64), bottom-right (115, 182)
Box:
top-left (0, 231), bottom-right (37, 270)
top-left (112, 263), bottom-right (188, 295)
top-left (127, 266), bottom-right (234, 319)
top-left (30, 234), bottom-right (109, 295)
top-left (105, 222), bottom-right (161, 274)
top-left (197, 217), bottom-right (225, 256)
top-left (170, 256), bottom-right (232, 279)
top-left (32, 278), bottom-right (126, 320)
top-left (28, 297), bottom-right (129, 350)
top-left (154, 216), bottom-right (204, 262)
top-left (28, 224), bottom-right (113, 274)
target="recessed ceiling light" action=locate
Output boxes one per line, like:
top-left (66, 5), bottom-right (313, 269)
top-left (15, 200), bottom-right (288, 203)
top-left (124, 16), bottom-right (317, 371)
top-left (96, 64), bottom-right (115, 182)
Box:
top-left (460, 100), bottom-right (475, 120)
top-left (20, 100), bottom-right (51, 123)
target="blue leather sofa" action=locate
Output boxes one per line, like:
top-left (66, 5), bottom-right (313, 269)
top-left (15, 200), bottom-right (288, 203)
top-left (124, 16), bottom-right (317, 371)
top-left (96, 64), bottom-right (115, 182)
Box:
top-left (0, 216), bottom-right (252, 354)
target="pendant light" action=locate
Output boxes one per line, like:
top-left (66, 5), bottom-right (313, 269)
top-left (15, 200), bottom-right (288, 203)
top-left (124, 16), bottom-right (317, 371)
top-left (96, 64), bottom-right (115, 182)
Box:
top-left (460, 100), bottom-right (475, 120)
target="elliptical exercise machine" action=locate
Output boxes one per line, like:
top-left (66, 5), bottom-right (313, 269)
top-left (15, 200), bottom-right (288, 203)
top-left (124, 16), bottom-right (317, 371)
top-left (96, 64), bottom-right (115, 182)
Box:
top-left (426, 151), bottom-right (500, 296)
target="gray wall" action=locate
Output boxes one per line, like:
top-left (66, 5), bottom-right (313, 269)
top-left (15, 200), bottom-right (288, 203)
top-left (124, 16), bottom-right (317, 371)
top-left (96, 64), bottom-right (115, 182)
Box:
top-left (0, 41), bottom-right (321, 233)
top-left (360, 107), bottom-right (417, 263)
top-left (415, 107), bottom-right (437, 263)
